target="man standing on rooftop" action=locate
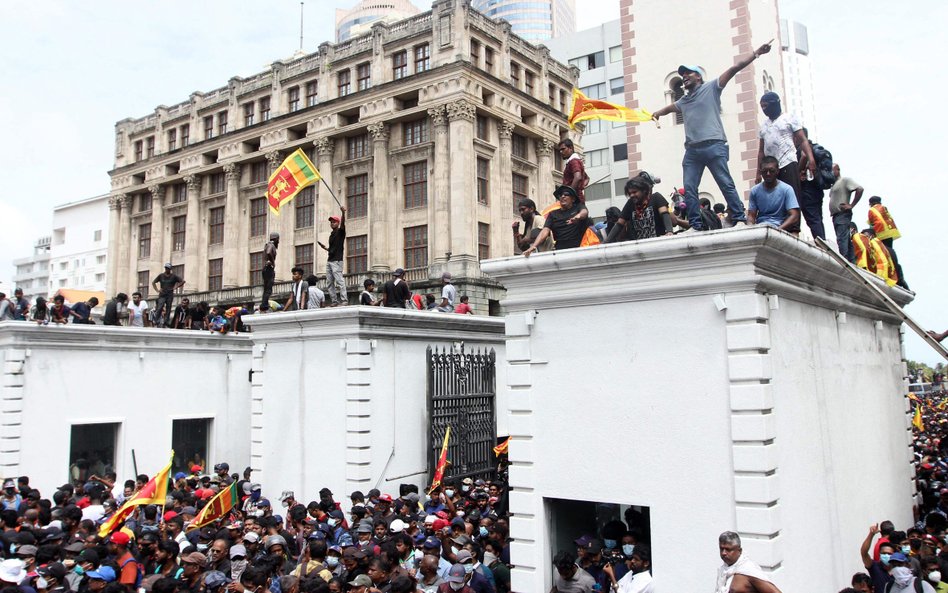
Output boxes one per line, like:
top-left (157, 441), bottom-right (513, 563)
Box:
top-left (651, 40), bottom-right (774, 230)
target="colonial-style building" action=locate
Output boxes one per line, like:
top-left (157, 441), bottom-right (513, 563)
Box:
top-left (107, 0), bottom-right (577, 312)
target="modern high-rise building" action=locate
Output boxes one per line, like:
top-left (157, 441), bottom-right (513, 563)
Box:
top-left (335, 0), bottom-right (421, 42)
top-left (780, 19), bottom-right (818, 139)
top-left (108, 0), bottom-right (576, 313)
top-left (11, 237), bottom-right (51, 304)
top-left (47, 194), bottom-right (110, 310)
top-left (471, 0), bottom-right (576, 42)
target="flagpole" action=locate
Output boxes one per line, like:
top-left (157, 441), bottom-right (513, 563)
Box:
top-left (320, 178), bottom-right (343, 209)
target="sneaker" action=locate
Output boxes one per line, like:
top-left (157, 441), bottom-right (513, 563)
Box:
top-left (733, 221), bottom-right (747, 227)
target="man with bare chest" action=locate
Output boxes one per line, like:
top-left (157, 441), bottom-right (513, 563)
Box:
top-left (715, 532), bottom-right (782, 593)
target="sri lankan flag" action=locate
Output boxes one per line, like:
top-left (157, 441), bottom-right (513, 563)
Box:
top-left (188, 481), bottom-right (240, 532)
top-left (568, 88), bottom-right (652, 129)
top-left (493, 437), bottom-right (510, 457)
top-left (266, 148), bottom-right (321, 215)
top-left (98, 452), bottom-right (173, 537)
top-left (428, 427), bottom-right (451, 494)
top-left (914, 405), bottom-right (925, 432)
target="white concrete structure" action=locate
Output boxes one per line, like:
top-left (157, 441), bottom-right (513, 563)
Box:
top-left (11, 237), bottom-right (51, 303)
top-left (471, 0), bottom-right (576, 42)
top-left (481, 227), bottom-right (915, 592)
top-left (780, 19), bottom-right (818, 139)
top-left (48, 195), bottom-right (110, 303)
top-left (245, 307), bottom-right (506, 500)
top-left (0, 323), bottom-right (252, 495)
top-left (335, 0), bottom-right (421, 41)
top-left (546, 20), bottom-right (634, 217)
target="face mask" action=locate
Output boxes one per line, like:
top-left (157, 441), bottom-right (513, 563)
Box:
top-left (902, 545), bottom-right (912, 555)
top-left (281, 500), bottom-right (289, 508)
top-left (622, 544), bottom-right (635, 557)
top-left (479, 526), bottom-right (489, 538)
top-left (197, 544), bottom-right (209, 552)
top-left (253, 510), bottom-right (265, 518)
top-left (326, 557), bottom-right (339, 568)
top-left (456, 511), bottom-right (465, 517)
top-left (880, 553), bottom-right (891, 566)
top-left (231, 560), bottom-right (248, 576)
top-left (451, 546), bottom-right (460, 556)
top-left (445, 490), bottom-right (455, 498)
top-left (931, 571), bottom-right (943, 583)
top-left (449, 583), bottom-right (464, 591)
top-left (461, 486), bottom-right (470, 493)
top-left (327, 519), bottom-right (338, 527)
top-left (483, 552), bottom-right (497, 566)
top-left (36, 577), bottom-right (47, 590)
top-left (463, 564), bottom-right (474, 575)
top-left (762, 102), bottom-right (781, 119)
top-left (74, 566), bottom-right (85, 575)
top-left (604, 539), bottom-right (617, 550)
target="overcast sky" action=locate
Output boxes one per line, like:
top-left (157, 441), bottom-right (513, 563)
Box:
top-left (1, 0), bottom-right (945, 365)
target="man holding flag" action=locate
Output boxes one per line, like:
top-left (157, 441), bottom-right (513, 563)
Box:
top-left (650, 40), bottom-right (774, 231)
top-left (98, 453), bottom-right (173, 538)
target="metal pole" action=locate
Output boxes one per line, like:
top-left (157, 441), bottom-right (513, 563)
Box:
top-left (131, 449), bottom-right (139, 479)
top-left (320, 177), bottom-right (343, 209)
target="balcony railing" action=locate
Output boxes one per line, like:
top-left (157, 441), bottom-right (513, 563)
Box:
top-left (177, 267), bottom-right (430, 306)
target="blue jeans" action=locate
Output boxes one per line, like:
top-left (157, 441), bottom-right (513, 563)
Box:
top-left (832, 210), bottom-right (854, 262)
top-left (682, 141), bottom-right (746, 229)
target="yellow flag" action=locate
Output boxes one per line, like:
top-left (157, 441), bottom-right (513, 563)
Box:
top-left (913, 406), bottom-right (925, 431)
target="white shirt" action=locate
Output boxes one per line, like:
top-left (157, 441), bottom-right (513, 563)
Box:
top-left (617, 570), bottom-right (653, 593)
top-left (759, 112), bottom-right (802, 168)
top-left (127, 300), bottom-right (149, 326)
top-left (307, 285), bottom-right (325, 309)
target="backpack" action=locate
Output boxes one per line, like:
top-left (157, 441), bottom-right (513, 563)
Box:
top-left (810, 142), bottom-right (835, 190)
top-left (120, 556), bottom-right (144, 589)
top-left (884, 576), bottom-right (924, 593)
top-left (699, 207), bottom-right (722, 230)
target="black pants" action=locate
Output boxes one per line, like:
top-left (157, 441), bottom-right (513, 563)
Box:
top-left (261, 265), bottom-right (275, 310)
top-left (799, 180), bottom-right (826, 241)
top-left (882, 238), bottom-right (908, 289)
top-left (777, 161), bottom-right (802, 233)
top-left (154, 294), bottom-right (173, 326)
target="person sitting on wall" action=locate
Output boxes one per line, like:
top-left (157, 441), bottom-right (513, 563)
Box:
top-left (522, 185), bottom-right (590, 256)
top-left (605, 172), bottom-right (674, 243)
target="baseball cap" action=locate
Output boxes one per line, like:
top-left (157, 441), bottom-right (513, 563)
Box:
top-left (348, 574), bottom-right (373, 588)
top-left (390, 519), bottom-right (406, 533)
top-left (230, 545), bottom-right (247, 559)
top-left (164, 263), bottom-right (172, 269)
top-left (38, 562), bottom-right (68, 581)
top-left (15, 545), bottom-right (37, 557)
top-left (181, 552), bottom-right (207, 566)
top-left (677, 64), bottom-right (706, 78)
top-left (378, 494), bottom-right (393, 502)
top-left (890, 552), bottom-right (909, 563)
top-left (243, 532), bottom-right (260, 544)
top-left (446, 564), bottom-right (467, 583)
top-left (586, 540), bottom-right (603, 555)
top-left (329, 216), bottom-right (341, 223)
top-left (393, 268), bottom-right (405, 277)
top-left (423, 536), bottom-right (442, 550)
top-left (456, 550), bottom-right (473, 563)
top-left (87, 566), bottom-right (117, 582)
top-left (203, 571), bottom-right (230, 590)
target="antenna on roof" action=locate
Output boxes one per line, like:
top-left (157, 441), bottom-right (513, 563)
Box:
top-left (299, 2), bottom-right (305, 51)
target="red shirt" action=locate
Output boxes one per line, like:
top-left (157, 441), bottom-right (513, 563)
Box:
top-left (562, 155), bottom-right (586, 201)
top-left (117, 551), bottom-right (139, 586)
top-left (455, 303), bottom-right (472, 315)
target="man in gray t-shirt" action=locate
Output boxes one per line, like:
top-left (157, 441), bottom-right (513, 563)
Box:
top-left (437, 272), bottom-right (456, 312)
top-left (827, 163), bottom-right (863, 262)
top-left (651, 40), bottom-right (774, 231)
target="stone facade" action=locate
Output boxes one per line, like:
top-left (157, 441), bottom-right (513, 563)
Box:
top-left (107, 0), bottom-right (578, 315)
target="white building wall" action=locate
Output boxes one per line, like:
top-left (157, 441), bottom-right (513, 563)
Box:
top-left (11, 237), bottom-right (51, 303)
top-left (0, 324), bottom-right (253, 495)
top-left (48, 195), bottom-right (110, 296)
top-left (780, 19), bottom-right (819, 139)
top-left (481, 227), bottom-right (914, 592)
top-left (245, 308), bottom-right (507, 506)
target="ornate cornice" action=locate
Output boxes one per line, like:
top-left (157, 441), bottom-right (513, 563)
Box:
top-left (367, 122), bottom-right (390, 143)
top-left (445, 99), bottom-right (476, 123)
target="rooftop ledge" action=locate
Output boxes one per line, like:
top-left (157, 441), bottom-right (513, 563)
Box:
top-left (244, 304), bottom-right (506, 343)
top-left (480, 226), bottom-right (914, 323)
top-left (0, 322), bottom-right (253, 353)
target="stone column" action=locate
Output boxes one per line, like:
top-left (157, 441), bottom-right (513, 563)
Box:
top-left (314, 138), bottom-right (335, 275)
top-left (148, 185), bottom-right (166, 278)
top-left (429, 106), bottom-right (450, 269)
top-left (222, 163), bottom-right (241, 288)
top-left (496, 121), bottom-right (515, 259)
top-left (367, 122), bottom-right (391, 273)
top-left (536, 138), bottom-right (556, 206)
top-left (446, 99), bottom-right (477, 275)
top-left (183, 175), bottom-right (202, 290)
top-left (266, 151), bottom-right (293, 280)
top-left (116, 195), bottom-right (132, 293)
top-left (106, 196), bottom-right (122, 296)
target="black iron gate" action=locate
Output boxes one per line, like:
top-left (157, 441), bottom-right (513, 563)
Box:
top-left (427, 344), bottom-right (497, 483)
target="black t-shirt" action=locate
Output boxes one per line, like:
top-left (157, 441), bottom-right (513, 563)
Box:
top-left (360, 291), bottom-right (375, 306)
top-left (619, 194), bottom-right (670, 239)
top-left (71, 302), bottom-right (93, 323)
top-left (153, 273), bottom-right (183, 296)
top-left (103, 300), bottom-right (120, 325)
top-left (382, 279), bottom-right (411, 308)
top-left (544, 203), bottom-right (588, 250)
top-left (328, 228), bottom-right (346, 261)
top-left (172, 304), bottom-right (189, 326)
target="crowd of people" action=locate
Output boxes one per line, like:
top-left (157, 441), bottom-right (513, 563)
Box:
top-left (840, 380), bottom-right (948, 593)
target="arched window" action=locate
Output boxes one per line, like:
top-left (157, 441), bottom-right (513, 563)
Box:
top-left (663, 72), bottom-right (685, 125)
top-left (761, 70), bottom-right (775, 92)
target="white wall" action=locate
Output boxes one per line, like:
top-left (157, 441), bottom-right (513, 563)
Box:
top-left (245, 307), bottom-right (508, 505)
top-left (49, 195), bottom-right (110, 294)
top-left (481, 226), bottom-right (914, 593)
top-left (0, 323), bottom-right (252, 495)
